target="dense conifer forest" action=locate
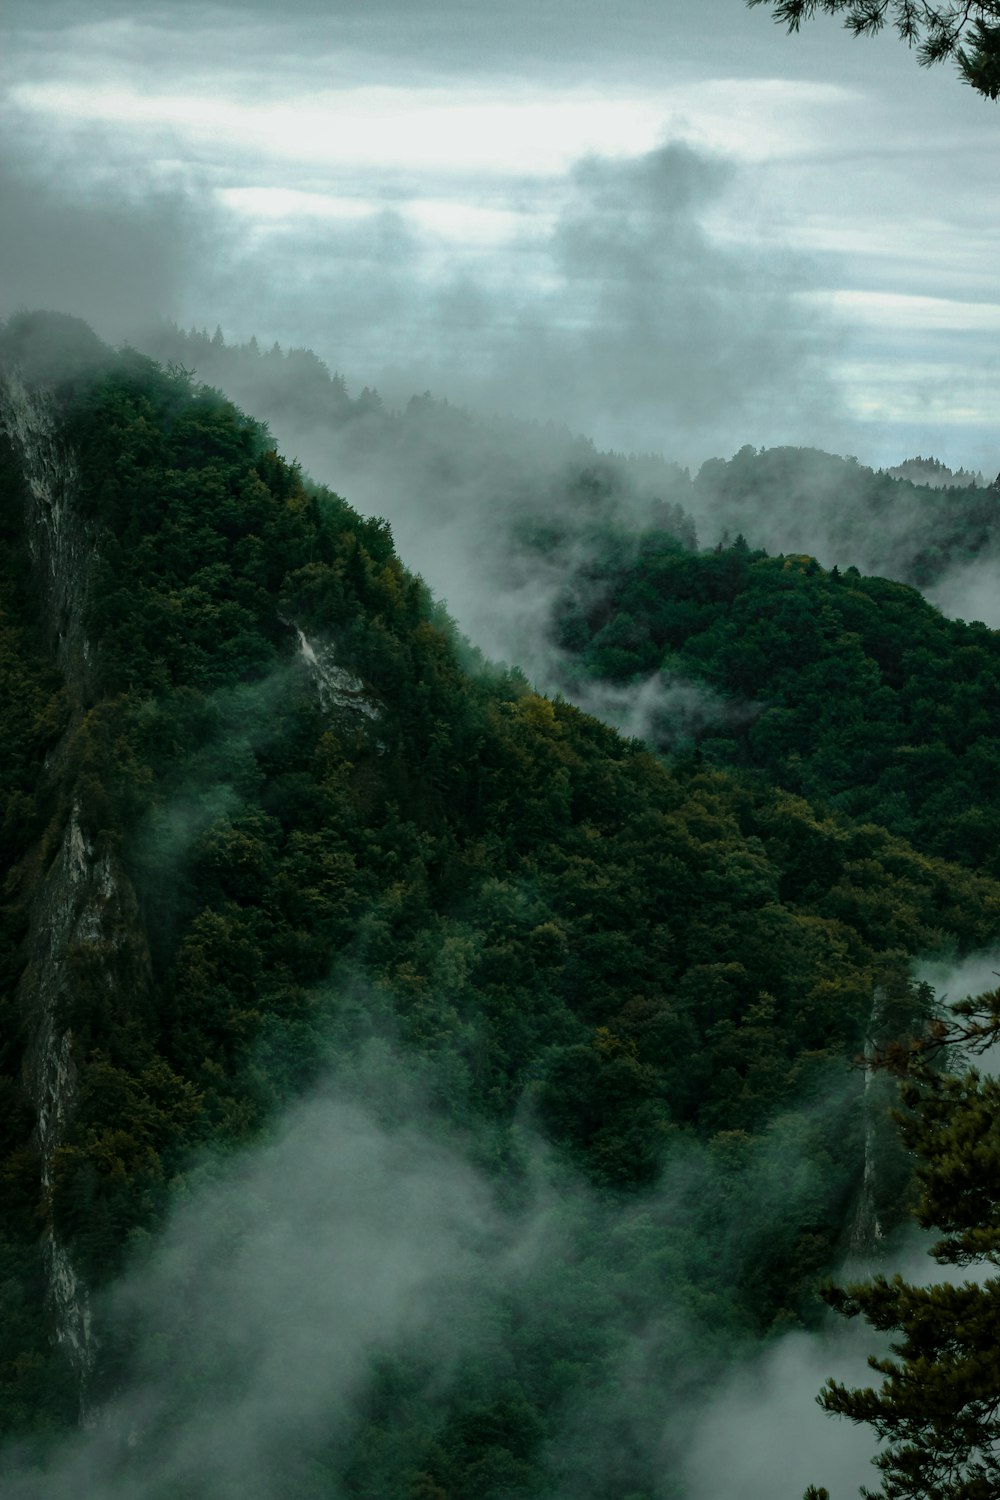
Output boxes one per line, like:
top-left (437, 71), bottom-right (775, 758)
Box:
top-left (1, 310), bottom-right (999, 1498)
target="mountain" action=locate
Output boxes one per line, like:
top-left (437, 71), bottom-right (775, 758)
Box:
top-left (690, 445), bottom-right (1000, 603)
top-left (550, 533), bottom-right (1000, 874)
top-left (884, 454), bottom-right (989, 489)
top-left (1, 310), bottom-right (998, 1499)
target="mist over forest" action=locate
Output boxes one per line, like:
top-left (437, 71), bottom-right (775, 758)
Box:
top-left (2, 3), bottom-right (1000, 1499)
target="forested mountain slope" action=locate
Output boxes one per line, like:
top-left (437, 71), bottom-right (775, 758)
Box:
top-left (138, 324), bottom-right (1000, 630)
top-left (1, 312), bottom-right (998, 1499)
top-left (692, 445), bottom-right (1000, 597)
top-left (551, 533), bottom-right (1000, 875)
top-left (137, 321), bottom-right (697, 679)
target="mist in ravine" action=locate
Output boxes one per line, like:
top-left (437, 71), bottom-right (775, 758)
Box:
top-left (0, 1048), bottom-right (896, 1500)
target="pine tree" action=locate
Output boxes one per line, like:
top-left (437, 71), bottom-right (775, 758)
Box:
top-left (747, 2), bottom-right (1000, 98)
top-left (807, 990), bottom-right (1000, 1499)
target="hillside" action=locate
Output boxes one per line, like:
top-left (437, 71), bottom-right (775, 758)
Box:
top-left (1, 312), bottom-right (998, 1499)
top-left (137, 326), bottom-right (1000, 642)
top-left (551, 533), bottom-right (1000, 874)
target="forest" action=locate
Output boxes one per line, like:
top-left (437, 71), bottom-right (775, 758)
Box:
top-left (0, 308), bottom-right (999, 1499)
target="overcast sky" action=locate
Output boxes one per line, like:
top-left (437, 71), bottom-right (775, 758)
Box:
top-left (2, 0), bottom-right (998, 471)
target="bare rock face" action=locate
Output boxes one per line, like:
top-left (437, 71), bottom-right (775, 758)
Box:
top-left (295, 626), bottom-right (381, 723)
top-left (0, 368), bottom-right (94, 688)
top-left (1, 353), bottom-right (382, 1418)
top-left (848, 985), bottom-right (887, 1259)
top-left (1, 365), bottom-right (151, 1415)
top-left (19, 800), bottom-right (154, 1401)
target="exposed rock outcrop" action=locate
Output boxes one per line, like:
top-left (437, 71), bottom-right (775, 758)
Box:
top-left (1, 365), bottom-right (151, 1415)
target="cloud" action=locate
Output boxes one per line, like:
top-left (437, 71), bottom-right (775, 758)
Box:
top-left (8, 0), bottom-right (1000, 485)
top-left (0, 1056), bottom-right (872, 1500)
top-left (0, 1084), bottom-right (505, 1499)
top-left (681, 1326), bottom-right (881, 1500)
top-left (111, 133), bottom-right (841, 686)
top-left (2, 30), bottom-right (844, 465)
top-left (915, 947), bottom-right (1000, 1010)
top-left (923, 556), bottom-right (1000, 630)
top-left (679, 1215), bottom-right (1000, 1500)
top-left (564, 672), bottom-right (757, 751)
top-left (914, 946), bottom-right (1000, 1072)
top-left (355, 141), bottom-right (843, 463)
top-left (0, 135), bottom-right (211, 342)
top-left (526, 145), bottom-right (830, 440)
top-left (0, 0), bottom-right (799, 86)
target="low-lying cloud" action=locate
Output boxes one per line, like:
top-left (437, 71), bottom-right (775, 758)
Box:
top-left (0, 135), bottom-right (210, 344)
top-left (682, 1325), bottom-right (881, 1500)
top-left (1, 1088), bottom-right (506, 1500)
top-left (564, 671), bottom-right (757, 750)
top-left (0, 1058), bottom-right (883, 1500)
top-left (0, 83), bottom-right (843, 464)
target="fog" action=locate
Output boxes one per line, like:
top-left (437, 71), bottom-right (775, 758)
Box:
top-left (98, 321), bottom-right (999, 729)
top-left (924, 556), bottom-right (1000, 632)
top-left (0, 147), bottom-right (209, 346)
top-left (3, 0), bottom-right (999, 665)
top-left (914, 947), bottom-right (1000, 1072)
top-left (4, 0), bottom-right (1000, 475)
top-left (681, 1327), bottom-right (880, 1500)
top-left (0, 1055), bottom-right (892, 1500)
top-left (915, 948), bottom-right (1000, 1017)
top-left (360, 140), bottom-right (842, 462)
top-left (0, 127), bottom-right (843, 466)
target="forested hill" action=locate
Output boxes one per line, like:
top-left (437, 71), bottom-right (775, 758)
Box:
top-left (551, 534), bottom-right (1000, 875)
top-left (691, 444), bottom-right (1000, 594)
top-left (1, 311), bottom-right (998, 1499)
top-left (139, 323), bottom-right (1000, 609)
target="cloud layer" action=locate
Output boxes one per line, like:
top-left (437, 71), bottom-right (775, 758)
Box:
top-left (0, 1059), bottom-right (886, 1500)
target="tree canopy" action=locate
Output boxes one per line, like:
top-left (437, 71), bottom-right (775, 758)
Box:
top-left (746, 1), bottom-right (1000, 98)
top-left (805, 991), bottom-right (1000, 1500)
top-left (550, 530), bottom-right (1000, 879)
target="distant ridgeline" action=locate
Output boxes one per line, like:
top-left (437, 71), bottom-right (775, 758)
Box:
top-left (691, 443), bottom-right (1000, 593)
top-left (142, 323), bottom-right (1000, 599)
top-left (1, 311), bottom-right (999, 1496)
top-left (884, 454), bottom-right (988, 489)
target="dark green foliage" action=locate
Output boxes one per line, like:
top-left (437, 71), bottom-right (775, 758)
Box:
top-left (553, 535), bottom-right (1000, 876)
top-left (808, 994), bottom-right (1000, 1499)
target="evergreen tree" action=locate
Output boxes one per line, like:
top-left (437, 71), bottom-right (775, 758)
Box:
top-left (747, 1), bottom-right (1000, 98)
top-left (807, 990), bottom-right (1000, 1499)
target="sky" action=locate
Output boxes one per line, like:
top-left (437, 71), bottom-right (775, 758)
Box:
top-left (1, 0), bottom-right (998, 473)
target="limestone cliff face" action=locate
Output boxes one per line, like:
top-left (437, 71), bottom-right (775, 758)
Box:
top-left (0, 368), bottom-right (152, 1411)
top-left (0, 368), bottom-right (93, 688)
top-left (848, 985), bottom-right (888, 1259)
top-left (295, 626), bottom-right (381, 724)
